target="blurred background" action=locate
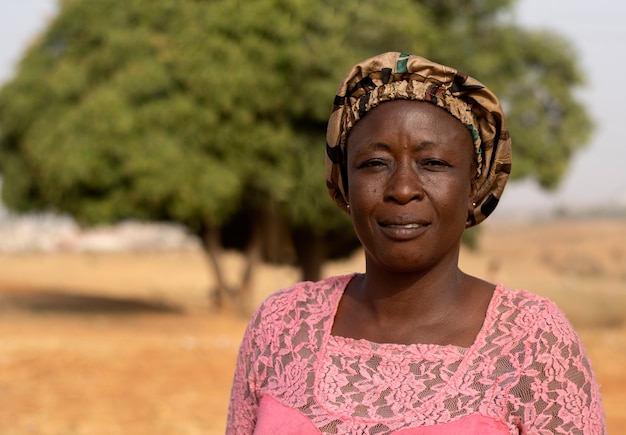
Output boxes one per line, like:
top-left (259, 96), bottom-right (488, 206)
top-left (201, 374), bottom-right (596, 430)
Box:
top-left (0, 0), bottom-right (624, 433)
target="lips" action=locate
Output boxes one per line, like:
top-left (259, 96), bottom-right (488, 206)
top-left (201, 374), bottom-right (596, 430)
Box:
top-left (379, 216), bottom-right (429, 228)
top-left (378, 216), bottom-right (430, 240)
top-left (380, 222), bottom-right (424, 229)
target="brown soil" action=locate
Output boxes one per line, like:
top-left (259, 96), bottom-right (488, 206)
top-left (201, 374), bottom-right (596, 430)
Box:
top-left (0, 217), bottom-right (624, 434)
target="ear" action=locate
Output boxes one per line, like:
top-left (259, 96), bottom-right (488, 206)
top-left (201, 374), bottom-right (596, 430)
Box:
top-left (468, 176), bottom-right (478, 209)
top-left (341, 186), bottom-right (351, 215)
top-left (466, 177), bottom-right (478, 225)
top-left (341, 168), bottom-right (351, 214)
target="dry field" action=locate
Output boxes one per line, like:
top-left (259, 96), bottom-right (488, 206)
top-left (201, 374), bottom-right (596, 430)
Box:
top-left (0, 217), bottom-right (625, 434)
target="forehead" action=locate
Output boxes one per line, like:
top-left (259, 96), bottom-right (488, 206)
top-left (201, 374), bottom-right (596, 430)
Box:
top-left (346, 100), bottom-right (473, 151)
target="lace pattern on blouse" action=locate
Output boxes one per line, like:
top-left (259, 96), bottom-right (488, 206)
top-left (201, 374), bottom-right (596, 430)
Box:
top-left (227, 274), bottom-right (606, 434)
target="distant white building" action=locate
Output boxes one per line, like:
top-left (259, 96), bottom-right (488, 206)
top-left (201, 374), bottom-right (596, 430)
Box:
top-left (0, 212), bottom-right (198, 253)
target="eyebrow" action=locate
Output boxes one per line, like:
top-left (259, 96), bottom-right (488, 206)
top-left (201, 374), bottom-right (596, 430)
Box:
top-left (366, 141), bottom-right (391, 151)
top-left (363, 140), bottom-right (438, 151)
top-left (413, 141), bottom-right (438, 151)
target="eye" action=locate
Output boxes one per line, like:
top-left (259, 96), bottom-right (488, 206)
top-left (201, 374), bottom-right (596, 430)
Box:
top-left (357, 159), bottom-right (387, 170)
top-left (420, 159), bottom-right (451, 170)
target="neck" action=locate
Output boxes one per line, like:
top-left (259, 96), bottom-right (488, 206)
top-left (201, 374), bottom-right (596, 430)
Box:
top-left (362, 270), bottom-right (464, 321)
top-left (333, 248), bottom-right (494, 346)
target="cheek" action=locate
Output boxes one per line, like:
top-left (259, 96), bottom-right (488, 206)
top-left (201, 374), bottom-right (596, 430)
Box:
top-left (347, 172), bottom-right (380, 203)
top-left (349, 187), bottom-right (380, 210)
top-left (428, 176), bottom-right (473, 211)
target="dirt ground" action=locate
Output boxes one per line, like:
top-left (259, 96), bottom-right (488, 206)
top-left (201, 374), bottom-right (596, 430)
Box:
top-left (0, 217), bottom-right (625, 434)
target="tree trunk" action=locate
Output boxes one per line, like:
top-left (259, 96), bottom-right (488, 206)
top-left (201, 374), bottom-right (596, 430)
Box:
top-left (238, 215), bottom-right (263, 315)
top-left (292, 228), bottom-right (325, 282)
top-left (200, 225), bottom-right (230, 309)
top-left (199, 216), bottom-right (263, 315)
top-left (198, 205), bottom-right (282, 315)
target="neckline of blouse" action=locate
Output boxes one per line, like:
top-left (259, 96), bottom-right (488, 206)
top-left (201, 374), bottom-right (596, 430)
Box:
top-left (324, 274), bottom-right (504, 358)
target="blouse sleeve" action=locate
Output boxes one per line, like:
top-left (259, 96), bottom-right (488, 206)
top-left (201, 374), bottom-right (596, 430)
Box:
top-left (508, 302), bottom-right (607, 434)
top-left (226, 308), bottom-right (264, 434)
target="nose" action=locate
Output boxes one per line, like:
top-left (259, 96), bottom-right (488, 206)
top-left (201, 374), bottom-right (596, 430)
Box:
top-left (384, 161), bottom-right (423, 204)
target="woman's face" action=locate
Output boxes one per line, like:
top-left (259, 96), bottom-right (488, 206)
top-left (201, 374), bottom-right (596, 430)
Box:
top-left (346, 100), bottom-right (476, 273)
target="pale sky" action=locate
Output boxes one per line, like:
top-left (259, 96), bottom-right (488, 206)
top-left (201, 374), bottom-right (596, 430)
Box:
top-left (1, 0), bottom-right (625, 219)
top-left (504, 0), bottom-right (626, 218)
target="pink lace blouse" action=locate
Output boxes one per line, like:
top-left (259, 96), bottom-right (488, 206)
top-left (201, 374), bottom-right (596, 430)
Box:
top-left (227, 274), bottom-right (606, 434)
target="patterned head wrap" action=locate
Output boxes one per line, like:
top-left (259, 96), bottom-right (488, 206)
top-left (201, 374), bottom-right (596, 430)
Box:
top-left (325, 52), bottom-right (512, 227)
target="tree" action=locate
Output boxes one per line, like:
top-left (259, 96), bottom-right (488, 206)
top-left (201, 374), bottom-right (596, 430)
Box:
top-left (0, 0), bottom-right (592, 311)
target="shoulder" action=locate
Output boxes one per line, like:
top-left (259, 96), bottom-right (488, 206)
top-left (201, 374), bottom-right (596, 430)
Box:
top-left (493, 286), bottom-right (580, 344)
top-left (486, 287), bottom-right (595, 379)
top-left (258, 274), bottom-right (353, 316)
top-left (245, 274), bottom-right (353, 335)
top-left (492, 288), bottom-right (605, 433)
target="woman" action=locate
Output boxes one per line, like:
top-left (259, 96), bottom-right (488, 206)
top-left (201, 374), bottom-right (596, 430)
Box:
top-left (227, 52), bottom-right (606, 434)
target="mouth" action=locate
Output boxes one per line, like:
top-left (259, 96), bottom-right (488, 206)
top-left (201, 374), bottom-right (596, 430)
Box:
top-left (379, 216), bottom-right (429, 228)
top-left (380, 222), bottom-right (425, 229)
top-left (378, 217), bottom-right (430, 239)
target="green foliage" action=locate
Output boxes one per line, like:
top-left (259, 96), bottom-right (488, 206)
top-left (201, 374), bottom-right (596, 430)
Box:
top-left (0, 0), bottom-right (592, 246)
